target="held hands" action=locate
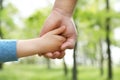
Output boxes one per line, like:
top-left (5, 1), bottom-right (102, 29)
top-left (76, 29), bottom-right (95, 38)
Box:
top-left (16, 26), bottom-right (66, 58)
top-left (40, 9), bottom-right (77, 59)
top-left (38, 26), bottom-right (66, 54)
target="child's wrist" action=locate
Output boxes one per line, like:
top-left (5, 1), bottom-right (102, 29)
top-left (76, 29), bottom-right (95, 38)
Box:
top-left (17, 39), bottom-right (38, 58)
top-left (31, 38), bottom-right (43, 55)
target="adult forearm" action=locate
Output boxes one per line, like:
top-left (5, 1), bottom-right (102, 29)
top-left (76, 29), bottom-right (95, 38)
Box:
top-left (53, 0), bottom-right (77, 17)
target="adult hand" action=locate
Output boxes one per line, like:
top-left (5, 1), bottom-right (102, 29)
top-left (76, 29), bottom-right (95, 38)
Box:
top-left (40, 9), bottom-right (77, 59)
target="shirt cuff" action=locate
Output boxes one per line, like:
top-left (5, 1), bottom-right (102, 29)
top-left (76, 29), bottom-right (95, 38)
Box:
top-left (0, 40), bottom-right (18, 62)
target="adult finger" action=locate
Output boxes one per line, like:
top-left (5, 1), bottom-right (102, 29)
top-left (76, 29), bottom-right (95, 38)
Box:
top-left (61, 38), bottom-right (76, 50)
top-left (40, 13), bottom-right (62, 36)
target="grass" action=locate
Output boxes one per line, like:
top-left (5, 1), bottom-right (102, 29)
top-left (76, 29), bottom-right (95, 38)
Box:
top-left (0, 64), bottom-right (120, 80)
top-left (0, 64), bottom-right (68, 80)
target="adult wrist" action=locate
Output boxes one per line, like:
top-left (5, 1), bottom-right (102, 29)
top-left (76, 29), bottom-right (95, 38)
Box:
top-left (52, 8), bottom-right (72, 17)
top-left (53, 0), bottom-right (77, 17)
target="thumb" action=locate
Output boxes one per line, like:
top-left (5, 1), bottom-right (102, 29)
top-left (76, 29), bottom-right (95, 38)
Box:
top-left (50, 26), bottom-right (66, 35)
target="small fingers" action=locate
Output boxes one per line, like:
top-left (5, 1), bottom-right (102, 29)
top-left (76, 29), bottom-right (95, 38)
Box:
top-left (51, 51), bottom-right (61, 59)
top-left (44, 52), bottom-right (54, 58)
top-left (52, 51), bottom-right (65, 59)
top-left (43, 51), bottom-right (65, 59)
top-left (57, 51), bottom-right (65, 59)
top-left (50, 26), bottom-right (66, 35)
top-left (43, 52), bottom-right (61, 59)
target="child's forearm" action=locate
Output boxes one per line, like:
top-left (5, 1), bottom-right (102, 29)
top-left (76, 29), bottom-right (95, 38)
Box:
top-left (17, 39), bottom-right (42, 58)
top-left (0, 39), bottom-right (42, 62)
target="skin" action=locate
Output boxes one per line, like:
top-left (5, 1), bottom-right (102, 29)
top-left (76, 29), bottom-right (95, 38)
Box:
top-left (40, 0), bottom-right (77, 59)
top-left (17, 26), bottom-right (66, 58)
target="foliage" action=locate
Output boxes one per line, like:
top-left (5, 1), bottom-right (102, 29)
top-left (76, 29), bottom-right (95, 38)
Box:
top-left (1, 3), bottom-right (19, 38)
top-left (73, 0), bottom-right (120, 64)
top-left (23, 8), bottom-right (50, 38)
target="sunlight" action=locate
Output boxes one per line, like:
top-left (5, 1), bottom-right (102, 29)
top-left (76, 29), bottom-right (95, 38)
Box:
top-left (9, 0), bottom-right (54, 18)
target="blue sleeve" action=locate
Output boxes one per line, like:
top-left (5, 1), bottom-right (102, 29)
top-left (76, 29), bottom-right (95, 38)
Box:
top-left (0, 40), bottom-right (18, 62)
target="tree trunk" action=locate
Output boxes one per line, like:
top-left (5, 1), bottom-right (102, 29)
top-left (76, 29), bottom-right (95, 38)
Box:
top-left (0, 0), bottom-right (3, 70)
top-left (106, 0), bottom-right (113, 80)
top-left (46, 58), bottom-right (51, 69)
top-left (63, 58), bottom-right (68, 76)
top-left (0, 0), bottom-right (3, 38)
top-left (99, 39), bottom-right (104, 76)
top-left (72, 41), bottom-right (78, 80)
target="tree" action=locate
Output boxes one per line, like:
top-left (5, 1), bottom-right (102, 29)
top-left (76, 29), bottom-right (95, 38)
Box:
top-left (0, 0), bottom-right (3, 69)
top-left (72, 41), bottom-right (78, 80)
top-left (106, 0), bottom-right (113, 80)
top-left (99, 39), bottom-right (104, 76)
top-left (63, 58), bottom-right (68, 76)
top-left (73, 0), bottom-right (119, 79)
top-left (0, 0), bottom-right (3, 38)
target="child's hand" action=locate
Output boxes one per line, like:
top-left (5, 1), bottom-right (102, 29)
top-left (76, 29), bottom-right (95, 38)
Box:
top-left (37, 26), bottom-right (66, 55)
top-left (16, 26), bottom-right (66, 58)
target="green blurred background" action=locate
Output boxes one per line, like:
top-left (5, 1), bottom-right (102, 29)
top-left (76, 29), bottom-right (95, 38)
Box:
top-left (0, 0), bottom-right (120, 80)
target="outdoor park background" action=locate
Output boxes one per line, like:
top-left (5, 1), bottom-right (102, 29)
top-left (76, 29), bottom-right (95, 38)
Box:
top-left (0, 0), bottom-right (120, 80)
